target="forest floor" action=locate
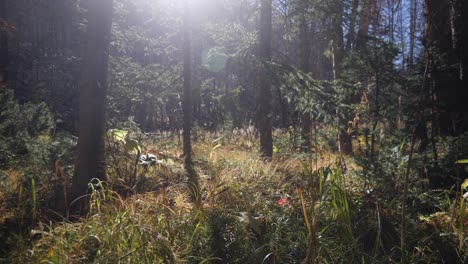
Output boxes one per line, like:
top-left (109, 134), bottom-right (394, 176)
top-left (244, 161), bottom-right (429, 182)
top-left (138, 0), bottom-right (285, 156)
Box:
top-left (1, 131), bottom-right (467, 263)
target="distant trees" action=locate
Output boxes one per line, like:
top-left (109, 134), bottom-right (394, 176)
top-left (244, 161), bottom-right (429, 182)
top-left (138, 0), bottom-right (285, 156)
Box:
top-left (3, 0), bottom-right (466, 166)
top-left (257, 0), bottom-right (273, 158)
top-left (0, 0), bottom-right (81, 132)
top-left (71, 0), bottom-right (114, 206)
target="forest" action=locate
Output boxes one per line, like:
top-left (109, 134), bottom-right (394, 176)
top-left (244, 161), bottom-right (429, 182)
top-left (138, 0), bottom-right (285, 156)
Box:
top-left (0, 0), bottom-right (467, 263)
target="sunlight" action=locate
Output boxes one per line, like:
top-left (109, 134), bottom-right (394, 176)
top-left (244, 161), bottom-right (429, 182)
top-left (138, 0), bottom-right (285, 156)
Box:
top-left (157, 0), bottom-right (223, 21)
top-left (4, 0), bottom-right (466, 262)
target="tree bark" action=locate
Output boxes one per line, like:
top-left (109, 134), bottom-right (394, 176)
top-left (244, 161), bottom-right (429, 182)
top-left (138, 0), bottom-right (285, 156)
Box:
top-left (424, 0), bottom-right (468, 134)
top-left (299, 0), bottom-right (311, 152)
top-left (182, 1), bottom-right (199, 194)
top-left (356, 0), bottom-right (374, 49)
top-left (183, 1), bottom-right (192, 166)
top-left (0, 0), bottom-right (9, 85)
top-left (408, 0), bottom-right (417, 70)
top-left (71, 0), bottom-right (113, 209)
top-left (332, 0), bottom-right (352, 155)
top-left (257, 0), bottom-right (273, 158)
top-left (346, 0), bottom-right (359, 51)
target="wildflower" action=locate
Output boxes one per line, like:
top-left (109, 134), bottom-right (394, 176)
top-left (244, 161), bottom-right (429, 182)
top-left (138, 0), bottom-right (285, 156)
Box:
top-left (277, 197), bottom-right (286, 205)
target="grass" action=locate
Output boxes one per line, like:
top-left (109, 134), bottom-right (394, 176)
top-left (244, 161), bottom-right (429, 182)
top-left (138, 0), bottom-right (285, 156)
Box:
top-left (1, 130), bottom-right (467, 263)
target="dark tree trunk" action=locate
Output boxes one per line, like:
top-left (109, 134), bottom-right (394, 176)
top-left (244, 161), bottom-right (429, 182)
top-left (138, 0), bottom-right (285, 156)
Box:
top-left (424, 0), bottom-right (468, 135)
top-left (356, 0), bottom-right (374, 49)
top-left (71, 0), bottom-right (113, 209)
top-left (332, 0), bottom-right (353, 155)
top-left (183, 2), bottom-right (192, 166)
top-left (299, 0), bottom-right (311, 152)
top-left (0, 0), bottom-right (9, 85)
top-left (408, 0), bottom-right (417, 70)
top-left (346, 0), bottom-right (359, 51)
top-left (257, 0), bottom-right (273, 158)
top-left (182, 2), bottom-right (199, 193)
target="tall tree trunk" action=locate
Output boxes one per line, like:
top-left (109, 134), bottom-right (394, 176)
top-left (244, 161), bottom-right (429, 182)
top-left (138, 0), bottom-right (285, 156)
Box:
top-left (408, 0), bottom-right (417, 70)
top-left (299, 0), bottom-right (311, 152)
top-left (452, 0), bottom-right (468, 131)
top-left (424, 0), bottom-right (468, 134)
top-left (182, 1), bottom-right (199, 194)
top-left (346, 0), bottom-right (359, 51)
top-left (356, 0), bottom-right (374, 49)
top-left (257, 0), bottom-right (273, 158)
top-left (0, 0), bottom-right (9, 85)
top-left (332, 0), bottom-right (353, 155)
top-left (451, 0), bottom-right (468, 82)
top-left (182, 1), bottom-right (192, 166)
top-left (71, 0), bottom-right (113, 209)
top-left (461, 0), bottom-right (468, 82)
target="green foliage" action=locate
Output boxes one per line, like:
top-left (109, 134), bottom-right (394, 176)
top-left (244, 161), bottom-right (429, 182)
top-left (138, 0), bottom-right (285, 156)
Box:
top-left (0, 89), bottom-right (77, 258)
top-left (207, 210), bottom-right (258, 263)
top-left (203, 47), bottom-right (229, 73)
top-left (282, 71), bottom-right (338, 122)
top-left (0, 89), bottom-right (55, 168)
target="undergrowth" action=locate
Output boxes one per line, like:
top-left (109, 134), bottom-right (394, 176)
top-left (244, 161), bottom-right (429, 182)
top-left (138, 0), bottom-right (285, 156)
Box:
top-left (0, 127), bottom-right (467, 263)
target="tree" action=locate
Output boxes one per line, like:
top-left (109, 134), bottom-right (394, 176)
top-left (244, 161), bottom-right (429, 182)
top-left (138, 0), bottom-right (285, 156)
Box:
top-left (346, 0), bottom-right (359, 51)
top-left (257, 0), bottom-right (273, 158)
top-left (408, 0), bottom-right (418, 70)
top-left (71, 0), bottom-right (113, 207)
top-left (356, 0), bottom-right (375, 49)
top-left (423, 0), bottom-right (468, 135)
top-left (0, 0), bottom-right (9, 85)
top-left (182, 0), bottom-right (200, 196)
top-left (183, 1), bottom-right (192, 167)
top-left (299, 0), bottom-right (311, 152)
top-left (330, 0), bottom-right (352, 155)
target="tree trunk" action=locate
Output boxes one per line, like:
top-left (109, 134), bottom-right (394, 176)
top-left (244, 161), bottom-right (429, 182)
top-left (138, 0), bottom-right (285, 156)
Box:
top-left (356, 0), bottom-right (374, 49)
top-left (71, 0), bottom-right (113, 210)
top-left (299, 0), bottom-right (311, 152)
top-left (332, 0), bottom-right (352, 155)
top-left (346, 0), bottom-right (359, 51)
top-left (424, 0), bottom-right (468, 134)
top-left (182, 1), bottom-right (199, 194)
top-left (0, 0), bottom-right (9, 85)
top-left (183, 1), bottom-right (192, 166)
top-left (408, 0), bottom-right (417, 70)
top-left (257, 0), bottom-right (273, 158)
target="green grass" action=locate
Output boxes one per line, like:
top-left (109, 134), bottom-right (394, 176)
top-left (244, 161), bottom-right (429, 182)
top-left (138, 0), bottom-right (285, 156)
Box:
top-left (1, 132), bottom-right (466, 263)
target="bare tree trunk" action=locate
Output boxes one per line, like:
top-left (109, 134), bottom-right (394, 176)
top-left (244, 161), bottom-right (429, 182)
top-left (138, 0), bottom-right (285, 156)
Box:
top-left (299, 0), bottom-right (311, 152)
top-left (71, 0), bottom-right (113, 210)
top-left (409, 0), bottom-right (417, 70)
top-left (0, 0), bottom-right (9, 85)
top-left (332, 0), bottom-right (353, 155)
top-left (346, 0), bottom-right (359, 51)
top-left (182, 1), bottom-right (199, 196)
top-left (257, 0), bottom-right (273, 158)
top-left (182, 1), bottom-right (192, 166)
top-left (424, 0), bottom-right (468, 134)
top-left (397, 1), bottom-right (406, 70)
top-left (356, 0), bottom-right (374, 49)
